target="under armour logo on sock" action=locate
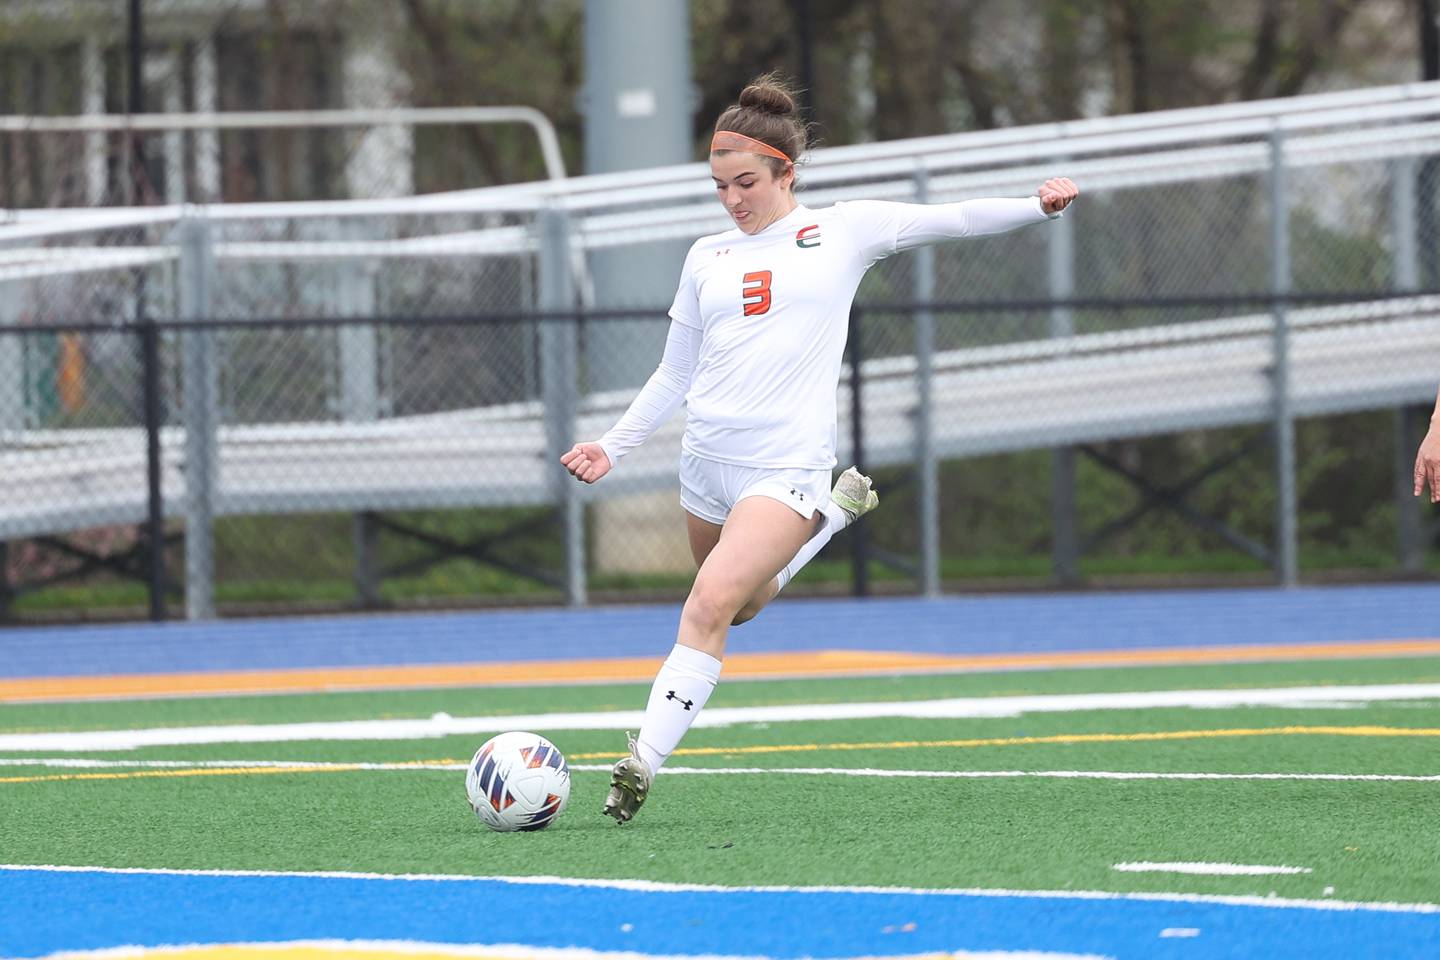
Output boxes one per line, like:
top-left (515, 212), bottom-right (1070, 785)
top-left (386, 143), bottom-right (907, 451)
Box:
top-left (666, 691), bottom-right (694, 711)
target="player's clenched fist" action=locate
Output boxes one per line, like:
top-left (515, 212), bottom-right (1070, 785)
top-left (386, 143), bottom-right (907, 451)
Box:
top-left (1039, 177), bottom-right (1079, 215)
top-left (561, 441), bottom-right (612, 484)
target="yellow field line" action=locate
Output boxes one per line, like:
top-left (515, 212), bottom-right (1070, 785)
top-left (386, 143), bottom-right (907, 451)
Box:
top-left (4, 725), bottom-right (1438, 784)
top-left (568, 725), bottom-right (1440, 760)
top-left (5, 639), bottom-right (1439, 702)
top-left (0, 765), bottom-right (373, 785)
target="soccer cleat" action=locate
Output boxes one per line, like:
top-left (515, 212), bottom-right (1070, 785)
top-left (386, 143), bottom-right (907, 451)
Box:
top-left (830, 466), bottom-right (879, 525)
top-left (602, 732), bottom-right (653, 824)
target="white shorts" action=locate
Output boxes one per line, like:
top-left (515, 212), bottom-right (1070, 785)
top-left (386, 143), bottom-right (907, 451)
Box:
top-left (679, 450), bottom-right (831, 526)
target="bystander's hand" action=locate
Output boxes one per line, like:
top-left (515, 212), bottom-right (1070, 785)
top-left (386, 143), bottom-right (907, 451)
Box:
top-left (1416, 426), bottom-right (1440, 503)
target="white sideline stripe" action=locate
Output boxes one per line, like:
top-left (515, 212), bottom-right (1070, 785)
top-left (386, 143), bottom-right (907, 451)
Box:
top-left (3, 682), bottom-right (1439, 752)
top-left (637, 766), bottom-right (1440, 783)
top-left (5, 758), bottom-right (1439, 783)
top-left (0, 758), bottom-right (465, 771)
top-left (1114, 862), bottom-right (1312, 876)
top-left (29, 941), bottom-right (1111, 960)
top-left (2, 863), bottom-right (1436, 916)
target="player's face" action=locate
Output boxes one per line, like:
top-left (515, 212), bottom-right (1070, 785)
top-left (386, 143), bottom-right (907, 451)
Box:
top-left (710, 152), bottom-right (796, 234)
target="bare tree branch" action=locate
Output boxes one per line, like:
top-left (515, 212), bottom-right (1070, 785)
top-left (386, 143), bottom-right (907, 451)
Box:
top-left (1273, 0), bottom-right (1362, 97)
top-left (1238, 0), bottom-right (1283, 101)
top-left (950, 0), bottom-right (999, 129)
top-left (397, 0), bottom-right (504, 185)
top-left (1106, 0), bottom-right (1149, 113)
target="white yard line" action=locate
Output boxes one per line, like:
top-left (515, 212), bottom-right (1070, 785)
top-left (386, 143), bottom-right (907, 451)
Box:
top-left (1114, 862), bottom-right (1313, 876)
top-left (2, 683), bottom-right (1438, 752)
top-left (1, 863), bottom-right (1435, 915)
top-left (2, 757), bottom-right (1436, 783)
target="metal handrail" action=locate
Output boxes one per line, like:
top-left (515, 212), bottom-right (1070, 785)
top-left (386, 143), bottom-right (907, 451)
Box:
top-left (0, 105), bottom-right (567, 182)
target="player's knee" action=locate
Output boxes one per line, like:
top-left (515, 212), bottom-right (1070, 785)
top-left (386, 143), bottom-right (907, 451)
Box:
top-left (682, 582), bottom-right (744, 635)
top-left (730, 603), bottom-right (760, 627)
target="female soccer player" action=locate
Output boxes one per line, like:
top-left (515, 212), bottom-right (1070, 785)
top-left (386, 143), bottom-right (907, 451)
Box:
top-left (561, 75), bottom-right (1078, 823)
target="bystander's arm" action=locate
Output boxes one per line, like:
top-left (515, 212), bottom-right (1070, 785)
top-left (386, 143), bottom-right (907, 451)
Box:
top-left (1415, 386), bottom-right (1440, 502)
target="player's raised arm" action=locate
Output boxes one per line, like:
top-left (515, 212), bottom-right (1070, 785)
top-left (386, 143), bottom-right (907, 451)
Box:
top-left (836, 178), bottom-right (1080, 264)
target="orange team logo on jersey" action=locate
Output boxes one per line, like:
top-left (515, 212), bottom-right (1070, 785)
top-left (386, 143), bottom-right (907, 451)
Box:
top-left (795, 224), bottom-right (821, 248)
top-left (742, 271), bottom-right (773, 316)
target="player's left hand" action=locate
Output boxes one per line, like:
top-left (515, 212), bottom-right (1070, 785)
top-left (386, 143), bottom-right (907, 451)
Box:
top-left (1415, 426), bottom-right (1440, 503)
top-left (1039, 177), bottom-right (1079, 215)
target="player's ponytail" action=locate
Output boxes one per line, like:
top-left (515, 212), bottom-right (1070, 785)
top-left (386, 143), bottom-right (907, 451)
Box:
top-left (712, 73), bottom-right (811, 187)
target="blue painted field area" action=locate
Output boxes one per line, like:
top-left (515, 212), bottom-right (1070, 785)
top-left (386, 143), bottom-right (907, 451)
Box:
top-left (4, 584), bottom-right (1440, 679)
top-left (2, 868), bottom-right (1438, 960)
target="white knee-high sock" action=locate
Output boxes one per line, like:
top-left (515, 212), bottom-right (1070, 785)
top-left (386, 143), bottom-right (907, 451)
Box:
top-left (775, 499), bottom-right (850, 592)
top-left (634, 643), bottom-right (723, 774)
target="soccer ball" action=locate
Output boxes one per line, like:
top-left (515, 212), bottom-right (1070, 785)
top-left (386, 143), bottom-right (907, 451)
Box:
top-left (465, 731), bottom-right (571, 832)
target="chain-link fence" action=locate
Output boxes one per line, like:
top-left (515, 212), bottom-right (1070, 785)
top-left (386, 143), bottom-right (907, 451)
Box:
top-left (4, 83), bottom-right (1440, 621)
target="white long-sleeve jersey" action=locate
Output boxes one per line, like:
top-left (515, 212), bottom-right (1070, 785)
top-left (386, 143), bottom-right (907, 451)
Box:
top-left (597, 197), bottom-right (1058, 472)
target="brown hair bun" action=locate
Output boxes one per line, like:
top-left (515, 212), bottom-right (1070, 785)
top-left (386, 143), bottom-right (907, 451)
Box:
top-left (738, 80), bottom-right (798, 118)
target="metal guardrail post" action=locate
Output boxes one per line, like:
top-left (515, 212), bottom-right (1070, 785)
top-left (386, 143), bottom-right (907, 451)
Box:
top-left (1270, 127), bottom-right (1299, 587)
top-left (848, 305), bottom-right (869, 597)
top-left (0, 286), bottom-right (15, 621)
top-left (1395, 406), bottom-right (1427, 574)
top-left (1391, 156), bottom-right (1426, 575)
top-left (1048, 186), bottom-right (1079, 585)
top-left (338, 238), bottom-right (381, 423)
top-left (337, 223), bottom-right (385, 606)
top-left (0, 279), bottom-right (20, 431)
top-left (912, 164), bottom-right (941, 597)
top-left (0, 541), bottom-right (9, 620)
top-left (539, 207), bottom-right (586, 606)
top-left (178, 214), bottom-right (218, 620)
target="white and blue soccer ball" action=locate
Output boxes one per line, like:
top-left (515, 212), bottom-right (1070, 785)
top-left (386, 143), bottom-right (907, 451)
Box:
top-left (465, 731), bottom-right (571, 832)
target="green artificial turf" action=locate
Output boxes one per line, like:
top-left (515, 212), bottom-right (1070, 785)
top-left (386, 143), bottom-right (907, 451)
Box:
top-left (2, 744), bottom-right (1434, 903)
top-left (2, 656), bottom-right (1437, 905)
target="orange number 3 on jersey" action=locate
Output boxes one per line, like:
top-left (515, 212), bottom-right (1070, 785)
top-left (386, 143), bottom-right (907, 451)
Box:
top-left (742, 270), bottom-right (773, 316)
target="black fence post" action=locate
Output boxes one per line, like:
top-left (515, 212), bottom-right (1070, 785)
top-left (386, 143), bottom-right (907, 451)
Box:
top-left (140, 321), bottom-right (166, 620)
top-left (847, 306), bottom-right (869, 597)
top-left (128, 0), bottom-right (166, 620)
top-left (0, 541), bottom-right (10, 621)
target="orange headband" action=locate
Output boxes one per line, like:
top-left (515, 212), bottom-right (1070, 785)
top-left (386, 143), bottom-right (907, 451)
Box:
top-left (711, 130), bottom-right (792, 163)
